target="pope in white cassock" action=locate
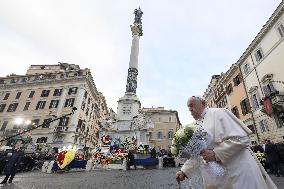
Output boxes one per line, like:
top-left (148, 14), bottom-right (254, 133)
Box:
top-left (176, 96), bottom-right (278, 189)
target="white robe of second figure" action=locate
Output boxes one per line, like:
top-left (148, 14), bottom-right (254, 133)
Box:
top-left (181, 108), bottom-right (278, 189)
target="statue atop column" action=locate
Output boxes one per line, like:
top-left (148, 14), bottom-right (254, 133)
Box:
top-left (131, 7), bottom-right (143, 37)
top-left (134, 7), bottom-right (143, 25)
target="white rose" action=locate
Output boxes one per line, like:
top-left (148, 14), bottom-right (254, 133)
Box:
top-left (172, 138), bottom-right (177, 145)
top-left (177, 128), bottom-right (186, 139)
top-left (171, 146), bottom-right (178, 155)
top-left (184, 122), bottom-right (197, 130)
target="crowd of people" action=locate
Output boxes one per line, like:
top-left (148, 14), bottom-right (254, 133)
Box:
top-left (0, 140), bottom-right (54, 185)
top-left (252, 140), bottom-right (284, 177)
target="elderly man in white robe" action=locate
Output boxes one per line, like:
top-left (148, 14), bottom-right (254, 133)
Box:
top-left (176, 96), bottom-right (278, 189)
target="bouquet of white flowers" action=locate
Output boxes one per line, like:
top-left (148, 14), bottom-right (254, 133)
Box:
top-left (171, 123), bottom-right (226, 188)
top-left (171, 124), bottom-right (195, 157)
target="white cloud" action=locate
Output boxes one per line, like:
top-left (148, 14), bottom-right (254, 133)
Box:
top-left (0, 0), bottom-right (281, 125)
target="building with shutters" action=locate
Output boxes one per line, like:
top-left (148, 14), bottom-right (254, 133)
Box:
top-left (204, 66), bottom-right (257, 144)
top-left (0, 63), bottom-right (108, 149)
top-left (238, 2), bottom-right (284, 143)
top-left (204, 2), bottom-right (284, 143)
top-left (142, 107), bottom-right (181, 150)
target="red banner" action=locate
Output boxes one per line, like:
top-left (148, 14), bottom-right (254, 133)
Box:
top-left (263, 98), bottom-right (273, 115)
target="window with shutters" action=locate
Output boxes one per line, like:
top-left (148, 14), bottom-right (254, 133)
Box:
top-left (15, 92), bottom-right (22, 99)
top-left (240, 98), bottom-right (251, 115)
top-left (0, 104), bottom-right (6, 112)
top-left (0, 121), bottom-right (8, 131)
top-left (22, 77), bottom-right (28, 82)
top-left (7, 103), bottom-right (18, 112)
top-left (276, 22), bottom-right (284, 38)
top-left (231, 106), bottom-right (240, 118)
top-left (3, 93), bottom-right (10, 100)
top-left (53, 89), bottom-right (63, 96)
top-left (81, 102), bottom-right (85, 110)
top-left (255, 48), bottom-right (264, 62)
top-left (242, 63), bottom-right (251, 76)
top-left (251, 94), bottom-right (260, 111)
top-left (37, 137), bottom-right (48, 143)
top-left (233, 74), bottom-right (242, 86)
top-left (10, 78), bottom-right (17, 83)
top-left (276, 113), bottom-right (284, 128)
top-left (85, 108), bottom-right (89, 116)
top-left (43, 118), bottom-right (52, 128)
top-left (226, 83), bottom-right (233, 95)
top-left (68, 87), bottom-right (78, 95)
top-left (168, 130), bottom-right (173, 139)
top-left (262, 83), bottom-right (276, 97)
top-left (48, 74), bottom-right (56, 79)
top-left (259, 120), bottom-right (269, 132)
top-left (77, 119), bottom-right (83, 129)
top-left (157, 131), bottom-right (163, 139)
top-left (23, 102), bottom-right (31, 111)
top-left (49, 100), bottom-right (59, 109)
top-left (36, 101), bottom-right (46, 110)
top-left (28, 91), bottom-right (35, 98)
top-left (41, 90), bottom-right (50, 97)
top-left (59, 117), bottom-right (69, 126)
top-left (64, 98), bottom-right (75, 107)
top-left (32, 119), bottom-right (40, 126)
top-left (217, 96), bottom-right (227, 108)
top-left (148, 132), bottom-right (152, 140)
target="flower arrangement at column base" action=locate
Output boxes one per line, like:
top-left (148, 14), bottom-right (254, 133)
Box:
top-left (56, 146), bottom-right (77, 169)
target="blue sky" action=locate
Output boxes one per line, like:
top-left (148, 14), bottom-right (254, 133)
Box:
top-left (0, 0), bottom-right (281, 125)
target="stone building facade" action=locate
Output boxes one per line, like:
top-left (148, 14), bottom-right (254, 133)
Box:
top-left (142, 107), bottom-right (181, 150)
top-left (203, 1), bottom-right (284, 144)
top-left (204, 67), bottom-right (257, 143)
top-left (238, 2), bottom-right (284, 143)
top-left (0, 63), bottom-right (108, 149)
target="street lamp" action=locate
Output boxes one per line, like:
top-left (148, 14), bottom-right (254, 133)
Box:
top-left (14, 118), bottom-right (24, 125)
top-left (11, 118), bottom-right (32, 145)
top-left (14, 118), bottom-right (31, 126)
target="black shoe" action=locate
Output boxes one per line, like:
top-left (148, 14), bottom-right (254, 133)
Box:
top-left (8, 175), bottom-right (14, 183)
top-left (276, 175), bottom-right (280, 177)
top-left (0, 180), bottom-right (7, 184)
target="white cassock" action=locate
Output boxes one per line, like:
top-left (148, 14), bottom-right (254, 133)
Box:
top-left (181, 108), bottom-right (278, 189)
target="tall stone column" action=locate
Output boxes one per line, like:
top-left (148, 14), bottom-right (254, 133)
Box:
top-left (125, 8), bottom-right (143, 94)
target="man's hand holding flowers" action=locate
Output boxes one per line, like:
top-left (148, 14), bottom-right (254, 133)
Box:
top-left (200, 149), bottom-right (217, 163)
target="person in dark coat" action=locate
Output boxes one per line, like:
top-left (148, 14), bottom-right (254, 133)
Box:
top-left (253, 144), bottom-right (264, 153)
top-left (127, 150), bottom-right (136, 170)
top-left (265, 140), bottom-right (284, 177)
top-left (0, 140), bottom-right (24, 184)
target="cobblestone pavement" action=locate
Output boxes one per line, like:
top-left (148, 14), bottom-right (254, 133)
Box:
top-left (0, 168), bottom-right (283, 189)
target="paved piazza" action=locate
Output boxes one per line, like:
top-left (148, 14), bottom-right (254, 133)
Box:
top-left (0, 168), bottom-right (283, 189)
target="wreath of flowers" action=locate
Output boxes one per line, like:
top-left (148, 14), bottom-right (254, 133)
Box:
top-left (121, 136), bottom-right (136, 150)
top-left (56, 146), bottom-right (77, 169)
